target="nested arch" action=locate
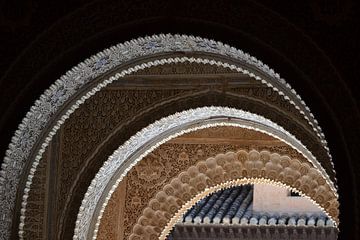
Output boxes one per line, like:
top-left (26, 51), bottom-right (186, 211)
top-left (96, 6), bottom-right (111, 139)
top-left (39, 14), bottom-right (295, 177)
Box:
top-left (0, 34), bottom-right (340, 240)
top-left (129, 149), bottom-right (338, 240)
top-left (74, 106), bottom-right (338, 240)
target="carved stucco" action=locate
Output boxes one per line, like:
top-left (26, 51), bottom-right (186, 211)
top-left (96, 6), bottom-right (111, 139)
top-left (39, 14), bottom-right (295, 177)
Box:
top-left (98, 127), bottom-right (282, 239)
top-left (97, 177), bottom-right (127, 240)
top-left (59, 88), bottom-right (192, 214)
top-left (19, 63), bottom-right (317, 239)
top-left (130, 62), bottom-right (236, 76)
top-left (0, 34), bottom-right (335, 240)
top-left (19, 66), bottom-right (335, 239)
top-left (128, 149), bottom-right (338, 240)
top-left (24, 89), bottom-right (334, 240)
top-left (75, 101), bottom-right (339, 240)
top-left (96, 133), bottom-right (337, 240)
top-left (21, 148), bottom-right (48, 240)
top-left (29, 95), bottom-right (334, 240)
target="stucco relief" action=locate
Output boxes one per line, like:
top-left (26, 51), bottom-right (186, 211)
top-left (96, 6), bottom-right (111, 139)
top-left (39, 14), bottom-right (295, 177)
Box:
top-left (74, 106), bottom-right (336, 240)
top-left (0, 34), bottom-right (336, 240)
top-left (97, 137), bottom-right (329, 239)
top-left (59, 89), bottom-right (192, 217)
top-left (23, 66), bottom-right (331, 239)
top-left (135, 153), bottom-right (168, 185)
top-left (129, 150), bottom-right (338, 240)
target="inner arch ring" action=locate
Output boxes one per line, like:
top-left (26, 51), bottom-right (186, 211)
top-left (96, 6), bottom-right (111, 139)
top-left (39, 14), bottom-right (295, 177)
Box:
top-left (73, 106), bottom-right (338, 240)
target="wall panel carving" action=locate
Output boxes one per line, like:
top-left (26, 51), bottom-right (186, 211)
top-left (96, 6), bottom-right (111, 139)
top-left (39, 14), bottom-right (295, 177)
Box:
top-left (130, 62), bottom-right (237, 76)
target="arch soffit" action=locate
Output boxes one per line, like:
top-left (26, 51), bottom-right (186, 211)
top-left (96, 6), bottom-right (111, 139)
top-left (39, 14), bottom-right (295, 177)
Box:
top-left (74, 107), bottom-right (338, 240)
top-left (129, 150), bottom-right (339, 240)
top-left (0, 34), bottom-right (335, 239)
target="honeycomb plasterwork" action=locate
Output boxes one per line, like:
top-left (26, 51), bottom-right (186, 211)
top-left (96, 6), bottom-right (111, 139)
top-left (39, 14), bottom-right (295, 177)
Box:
top-left (0, 34), bottom-right (335, 239)
top-left (74, 107), bottom-right (336, 240)
top-left (98, 139), bottom-right (306, 239)
top-left (129, 149), bottom-right (338, 240)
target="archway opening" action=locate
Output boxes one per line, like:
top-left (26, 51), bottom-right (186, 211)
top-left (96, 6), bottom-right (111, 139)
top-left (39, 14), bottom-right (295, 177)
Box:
top-left (166, 183), bottom-right (337, 240)
top-left (94, 126), bottom-right (338, 240)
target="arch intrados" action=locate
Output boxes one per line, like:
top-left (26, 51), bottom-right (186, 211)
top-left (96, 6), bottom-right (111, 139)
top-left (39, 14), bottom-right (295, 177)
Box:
top-left (74, 107), bottom-right (337, 240)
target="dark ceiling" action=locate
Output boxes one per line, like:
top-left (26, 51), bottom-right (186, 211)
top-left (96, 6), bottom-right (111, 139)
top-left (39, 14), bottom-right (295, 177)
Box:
top-left (0, 0), bottom-right (359, 239)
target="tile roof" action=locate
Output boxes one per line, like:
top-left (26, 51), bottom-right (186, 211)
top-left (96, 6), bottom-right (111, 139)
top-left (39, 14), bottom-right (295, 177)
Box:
top-left (180, 185), bottom-right (334, 227)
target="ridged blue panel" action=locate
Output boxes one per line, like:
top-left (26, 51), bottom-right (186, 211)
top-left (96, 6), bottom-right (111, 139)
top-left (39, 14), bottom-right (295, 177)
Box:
top-left (180, 185), bottom-right (333, 227)
top-left (203, 188), bottom-right (232, 223)
top-left (192, 190), bottom-right (223, 223)
top-left (223, 186), bottom-right (250, 223)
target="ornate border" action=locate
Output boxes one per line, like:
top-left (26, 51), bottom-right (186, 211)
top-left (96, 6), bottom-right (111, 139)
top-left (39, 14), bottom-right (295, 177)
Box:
top-left (73, 107), bottom-right (337, 240)
top-left (0, 34), bottom-right (335, 240)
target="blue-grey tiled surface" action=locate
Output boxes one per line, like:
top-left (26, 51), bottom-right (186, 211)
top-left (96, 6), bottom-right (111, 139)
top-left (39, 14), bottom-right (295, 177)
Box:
top-left (181, 185), bottom-right (334, 227)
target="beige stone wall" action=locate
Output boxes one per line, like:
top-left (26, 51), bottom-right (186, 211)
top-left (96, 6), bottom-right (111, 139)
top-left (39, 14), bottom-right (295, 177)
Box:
top-left (253, 183), bottom-right (322, 215)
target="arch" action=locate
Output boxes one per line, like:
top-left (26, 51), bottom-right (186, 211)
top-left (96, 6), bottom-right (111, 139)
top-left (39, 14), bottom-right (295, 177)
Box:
top-left (73, 107), bottom-right (337, 240)
top-left (18, 57), bottom-right (333, 240)
top-left (0, 35), bottom-right (336, 239)
top-left (129, 149), bottom-right (338, 240)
